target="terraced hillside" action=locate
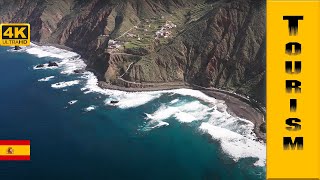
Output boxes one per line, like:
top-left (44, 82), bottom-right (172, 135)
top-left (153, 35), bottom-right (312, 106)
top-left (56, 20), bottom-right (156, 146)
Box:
top-left (0, 0), bottom-right (266, 104)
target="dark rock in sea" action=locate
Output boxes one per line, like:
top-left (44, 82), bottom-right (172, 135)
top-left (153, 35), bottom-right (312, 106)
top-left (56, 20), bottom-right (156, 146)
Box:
top-left (110, 100), bottom-right (119, 104)
top-left (48, 61), bottom-right (58, 67)
top-left (259, 122), bottom-right (266, 133)
top-left (14, 46), bottom-right (22, 50)
top-left (36, 64), bottom-right (44, 68)
top-left (74, 69), bottom-right (86, 74)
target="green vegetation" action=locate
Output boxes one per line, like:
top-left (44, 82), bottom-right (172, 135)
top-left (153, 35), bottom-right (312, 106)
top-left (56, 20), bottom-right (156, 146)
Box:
top-left (106, 1), bottom-right (215, 55)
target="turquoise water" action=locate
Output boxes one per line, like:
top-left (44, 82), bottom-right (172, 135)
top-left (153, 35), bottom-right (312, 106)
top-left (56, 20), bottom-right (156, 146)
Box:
top-left (0, 46), bottom-right (265, 180)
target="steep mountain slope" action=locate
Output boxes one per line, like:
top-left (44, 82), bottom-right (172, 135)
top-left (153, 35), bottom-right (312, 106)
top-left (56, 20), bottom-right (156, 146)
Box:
top-left (0, 0), bottom-right (266, 104)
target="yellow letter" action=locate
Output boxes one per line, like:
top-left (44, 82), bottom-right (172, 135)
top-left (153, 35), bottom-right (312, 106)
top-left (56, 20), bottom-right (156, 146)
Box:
top-left (3, 28), bottom-right (13, 38)
top-left (14, 27), bottom-right (26, 38)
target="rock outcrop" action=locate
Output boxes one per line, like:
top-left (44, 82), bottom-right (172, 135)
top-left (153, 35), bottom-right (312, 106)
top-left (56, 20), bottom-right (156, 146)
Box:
top-left (14, 46), bottom-right (21, 50)
top-left (35, 64), bottom-right (44, 68)
top-left (48, 61), bottom-right (58, 67)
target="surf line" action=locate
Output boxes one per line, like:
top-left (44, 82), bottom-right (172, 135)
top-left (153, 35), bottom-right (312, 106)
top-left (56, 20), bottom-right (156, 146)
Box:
top-left (283, 16), bottom-right (303, 150)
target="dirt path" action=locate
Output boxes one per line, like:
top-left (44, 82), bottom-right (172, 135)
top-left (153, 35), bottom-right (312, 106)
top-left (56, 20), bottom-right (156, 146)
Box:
top-left (119, 62), bottom-right (134, 78)
top-left (114, 22), bottom-right (141, 40)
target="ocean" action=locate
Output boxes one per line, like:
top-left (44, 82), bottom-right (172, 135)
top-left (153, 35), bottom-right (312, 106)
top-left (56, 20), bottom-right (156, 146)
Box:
top-left (0, 44), bottom-right (265, 180)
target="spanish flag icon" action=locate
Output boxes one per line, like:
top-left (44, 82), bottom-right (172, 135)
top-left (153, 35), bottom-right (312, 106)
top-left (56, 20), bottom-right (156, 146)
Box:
top-left (0, 140), bottom-right (30, 160)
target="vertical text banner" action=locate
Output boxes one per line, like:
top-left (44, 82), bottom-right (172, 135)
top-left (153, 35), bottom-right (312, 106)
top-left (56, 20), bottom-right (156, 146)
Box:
top-left (267, 0), bottom-right (320, 179)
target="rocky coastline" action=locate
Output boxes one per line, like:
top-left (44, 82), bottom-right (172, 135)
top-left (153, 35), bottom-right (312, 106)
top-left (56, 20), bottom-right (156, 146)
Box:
top-left (2, 0), bottom-right (266, 141)
top-left (98, 81), bottom-right (266, 141)
top-left (26, 41), bottom-right (267, 141)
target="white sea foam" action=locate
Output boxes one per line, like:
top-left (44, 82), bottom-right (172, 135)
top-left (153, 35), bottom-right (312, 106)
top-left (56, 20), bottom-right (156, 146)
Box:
top-left (141, 90), bottom-right (265, 166)
top-left (21, 42), bottom-right (265, 167)
top-left (78, 70), bottom-right (265, 166)
top-left (84, 105), bottom-right (96, 112)
top-left (200, 123), bottom-right (265, 166)
top-left (105, 93), bottom-right (161, 109)
top-left (58, 56), bottom-right (86, 74)
top-left (207, 110), bottom-right (256, 139)
top-left (87, 84), bottom-right (221, 112)
top-left (33, 64), bottom-right (59, 70)
top-left (78, 72), bottom-right (161, 109)
top-left (170, 99), bottom-right (179, 104)
top-left (6, 46), bottom-right (29, 53)
top-left (24, 43), bottom-right (78, 59)
top-left (38, 76), bottom-right (55, 82)
top-left (77, 66), bottom-right (225, 110)
top-left (51, 80), bottom-right (80, 89)
top-left (143, 100), bottom-right (211, 134)
top-left (18, 43), bottom-right (85, 75)
top-left (148, 121), bottom-right (169, 129)
top-left (68, 100), bottom-right (78, 105)
top-left (196, 108), bottom-right (266, 166)
top-left (145, 101), bottom-right (211, 123)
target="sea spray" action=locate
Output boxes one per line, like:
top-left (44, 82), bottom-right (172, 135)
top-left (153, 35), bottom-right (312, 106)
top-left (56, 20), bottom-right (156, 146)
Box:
top-left (38, 76), bottom-right (55, 82)
top-left (10, 43), bottom-right (266, 167)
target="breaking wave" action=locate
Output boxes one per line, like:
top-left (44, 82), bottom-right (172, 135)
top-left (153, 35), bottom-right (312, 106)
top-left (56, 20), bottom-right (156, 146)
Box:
top-left (13, 42), bottom-right (266, 167)
top-left (51, 80), bottom-right (80, 89)
top-left (38, 76), bottom-right (55, 82)
top-left (68, 100), bottom-right (78, 105)
top-left (84, 105), bottom-right (96, 112)
top-left (200, 123), bottom-right (265, 166)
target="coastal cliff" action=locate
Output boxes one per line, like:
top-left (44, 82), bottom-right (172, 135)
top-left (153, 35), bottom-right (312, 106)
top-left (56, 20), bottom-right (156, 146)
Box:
top-left (0, 0), bottom-right (265, 104)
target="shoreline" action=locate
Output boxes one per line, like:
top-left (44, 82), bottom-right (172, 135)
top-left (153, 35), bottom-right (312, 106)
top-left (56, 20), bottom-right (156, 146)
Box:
top-left (27, 42), bottom-right (266, 141)
top-left (99, 81), bottom-right (266, 141)
top-left (31, 42), bottom-right (74, 51)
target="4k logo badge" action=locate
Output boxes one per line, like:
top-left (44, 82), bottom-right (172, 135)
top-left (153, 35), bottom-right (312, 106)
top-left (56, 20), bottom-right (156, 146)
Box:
top-left (0, 23), bottom-right (30, 46)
